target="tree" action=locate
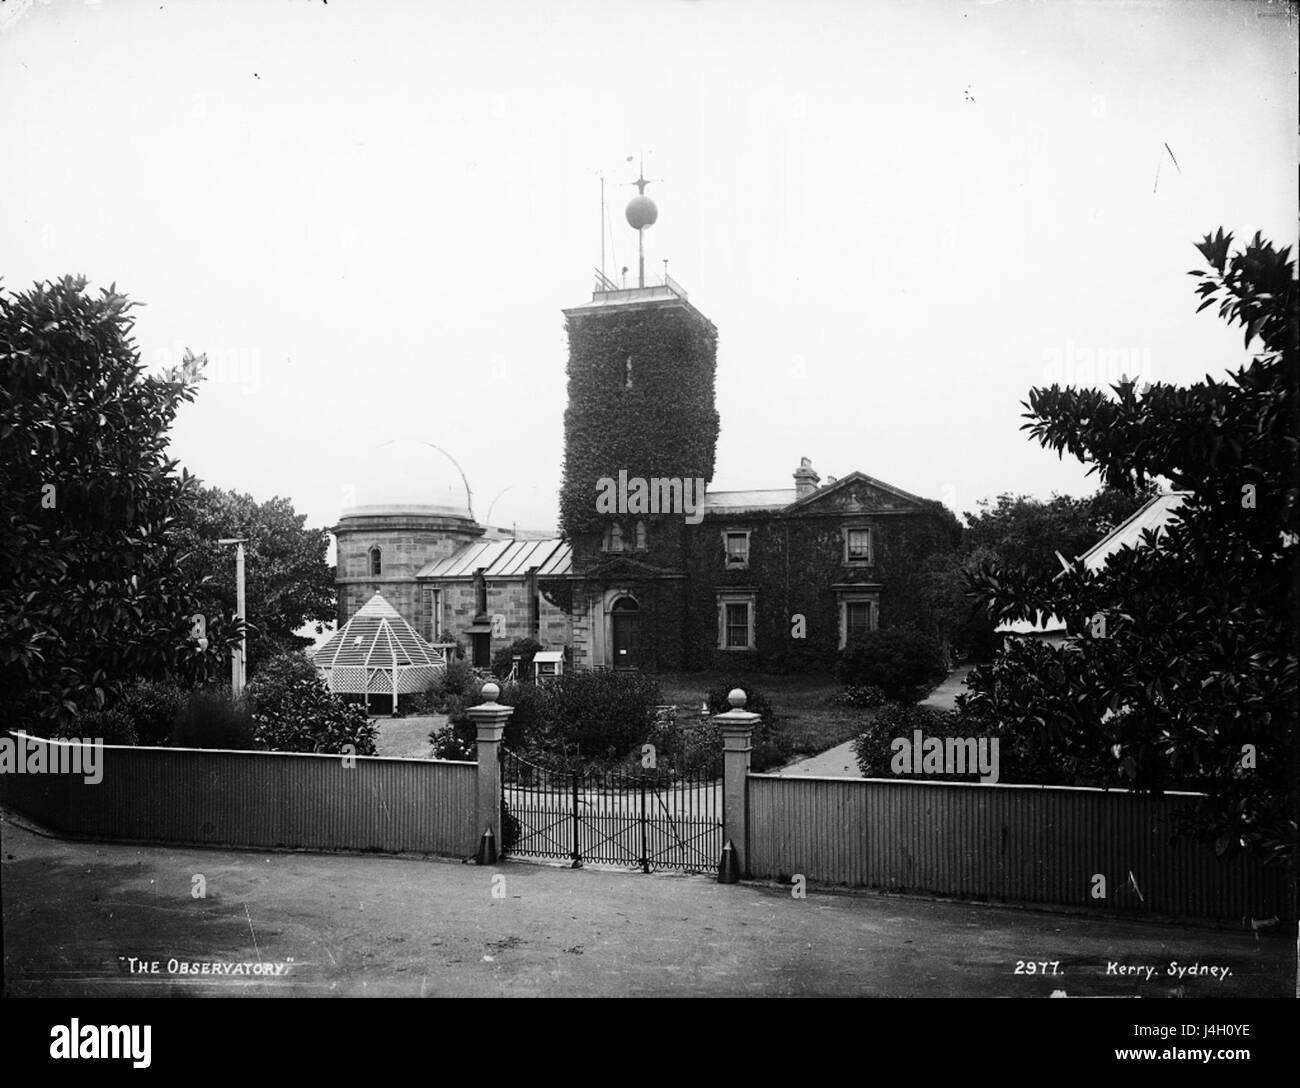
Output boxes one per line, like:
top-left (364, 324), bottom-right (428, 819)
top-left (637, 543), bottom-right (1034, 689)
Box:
top-left (172, 486), bottom-right (335, 675)
top-left (962, 230), bottom-right (1298, 862)
top-left (0, 277), bottom-right (233, 732)
top-left (961, 486), bottom-right (1160, 578)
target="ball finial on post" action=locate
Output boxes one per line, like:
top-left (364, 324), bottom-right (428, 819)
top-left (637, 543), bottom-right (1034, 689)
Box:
top-left (728, 688), bottom-right (746, 708)
top-left (481, 681), bottom-right (501, 704)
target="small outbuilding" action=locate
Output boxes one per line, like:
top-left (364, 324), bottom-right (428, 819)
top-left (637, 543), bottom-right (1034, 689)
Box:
top-left (313, 592), bottom-right (446, 714)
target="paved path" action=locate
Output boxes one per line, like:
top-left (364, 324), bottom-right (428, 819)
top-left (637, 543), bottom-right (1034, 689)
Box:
top-left (3, 813), bottom-right (1289, 997)
top-left (773, 665), bottom-right (975, 780)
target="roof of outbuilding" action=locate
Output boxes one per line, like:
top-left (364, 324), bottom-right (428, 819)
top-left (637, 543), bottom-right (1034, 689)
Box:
top-left (313, 593), bottom-right (445, 670)
top-left (416, 538), bottom-right (572, 580)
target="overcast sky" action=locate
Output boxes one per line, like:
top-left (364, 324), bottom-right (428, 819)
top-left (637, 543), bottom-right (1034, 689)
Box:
top-left (3, 0), bottom-right (1296, 543)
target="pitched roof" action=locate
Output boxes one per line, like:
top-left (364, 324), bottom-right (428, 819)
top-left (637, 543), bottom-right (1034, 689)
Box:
top-left (416, 537), bottom-right (572, 580)
top-left (313, 593), bottom-right (445, 670)
top-left (997, 492), bottom-right (1190, 635)
top-left (703, 472), bottom-right (930, 516)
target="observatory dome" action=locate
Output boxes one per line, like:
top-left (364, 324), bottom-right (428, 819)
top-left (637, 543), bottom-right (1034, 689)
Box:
top-left (343, 439), bottom-right (473, 519)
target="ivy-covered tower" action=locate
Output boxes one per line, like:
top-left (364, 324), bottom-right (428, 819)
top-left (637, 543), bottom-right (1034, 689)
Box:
top-left (559, 176), bottom-right (719, 670)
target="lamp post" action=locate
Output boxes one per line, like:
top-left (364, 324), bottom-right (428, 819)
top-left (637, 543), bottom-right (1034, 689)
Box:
top-left (218, 538), bottom-right (247, 697)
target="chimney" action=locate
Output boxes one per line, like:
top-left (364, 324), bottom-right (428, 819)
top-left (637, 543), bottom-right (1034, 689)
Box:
top-left (793, 457), bottom-right (820, 499)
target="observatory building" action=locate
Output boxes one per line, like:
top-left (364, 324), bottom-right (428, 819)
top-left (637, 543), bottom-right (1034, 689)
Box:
top-left (332, 172), bottom-right (957, 673)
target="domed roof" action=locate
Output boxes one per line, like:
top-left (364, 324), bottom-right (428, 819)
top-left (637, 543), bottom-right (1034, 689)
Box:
top-left (342, 439), bottom-right (474, 519)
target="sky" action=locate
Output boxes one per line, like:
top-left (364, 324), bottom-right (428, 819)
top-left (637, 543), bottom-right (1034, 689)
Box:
top-left (2, 0), bottom-right (1297, 547)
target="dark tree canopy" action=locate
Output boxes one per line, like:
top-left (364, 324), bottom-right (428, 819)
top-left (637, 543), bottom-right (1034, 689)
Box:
top-left (173, 486), bottom-right (335, 676)
top-left (962, 230), bottom-right (1298, 862)
top-left (0, 277), bottom-right (233, 730)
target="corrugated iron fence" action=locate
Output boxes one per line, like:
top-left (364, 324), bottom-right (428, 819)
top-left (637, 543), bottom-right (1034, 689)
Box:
top-left (747, 774), bottom-right (1294, 921)
top-left (0, 735), bottom-right (477, 857)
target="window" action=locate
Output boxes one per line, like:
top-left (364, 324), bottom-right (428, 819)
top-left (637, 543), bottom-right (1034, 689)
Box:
top-left (625, 356), bottom-right (633, 389)
top-left (369, 546), bottom-right (382, 576)
top-left (723, 530), bottom-right (750, 569)
top-left (426, 588), bottom-right (442, 641)
top-left (716, 592), bottom-right (757, 651)
top-left (836, 591), bottom-right (880, 649)
top-left (845, 601), bottom-right (873, 642)
top-left (609, 522), bottom-right (624, 552)
top-left (634, 520), bottom-right (647, 550)
top-left (474, 571), bottom-right (488, 616)
top-left (844, 526), bottom-right (872, 565)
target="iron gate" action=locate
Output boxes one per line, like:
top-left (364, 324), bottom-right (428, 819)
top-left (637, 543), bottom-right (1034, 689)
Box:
top-left (500, 749), bottom-right (722, 873)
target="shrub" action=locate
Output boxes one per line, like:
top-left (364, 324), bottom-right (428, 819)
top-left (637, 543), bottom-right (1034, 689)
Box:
top-left (492, 637), bottom-right (543, 680)
top-left (437, 658), bottom-right (476, 700)
top-left (63, 706), bottom-right (138, 746)
top-left (537, 670), bottom-right (662, 768)
top-left (430, 720), bottom-right (475, 761)
top-left (117, 678), bottom-right (190, 746)
top-left (171, 689), bottom-right (256, 750)
top-left (246, 652), bottom-right (378, 755)
top-left (836, 627), bottom-right (949, 703)
top-left (852, 703), bottom-right (971, 779)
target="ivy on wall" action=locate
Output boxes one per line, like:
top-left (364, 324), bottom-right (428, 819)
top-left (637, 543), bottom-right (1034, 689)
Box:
top-left (559, 306), bottom-right (720, 541)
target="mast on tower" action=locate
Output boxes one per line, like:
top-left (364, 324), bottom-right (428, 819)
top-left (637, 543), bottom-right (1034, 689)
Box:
top-left (624, 156), bottom-right (660, 289)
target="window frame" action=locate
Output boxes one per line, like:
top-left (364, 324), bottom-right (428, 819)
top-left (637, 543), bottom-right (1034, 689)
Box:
top-left (842, 524), bottom-right (873, 566)
top-left (368, 545), bottom-right (382, 576)
top-left (721, 528), bottom-right (751, 571)
top-left (716, 591), bottom-right (757, 651)
top-left (836, 589), bottom-right (880, 649)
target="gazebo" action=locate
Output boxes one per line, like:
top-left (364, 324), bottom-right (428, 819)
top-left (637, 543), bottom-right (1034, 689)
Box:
top-left (312, 592), bottom-right (445, 714)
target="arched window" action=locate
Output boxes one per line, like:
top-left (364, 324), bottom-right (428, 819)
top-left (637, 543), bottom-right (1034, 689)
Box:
top-left (634, 520), bottom-right (647, 550)
top-left (610, 522), bottom-right (624, 552)
top-left (625, 356), bottom-right (633, 389)
top-left (369, 546), bottom-right (382, 576)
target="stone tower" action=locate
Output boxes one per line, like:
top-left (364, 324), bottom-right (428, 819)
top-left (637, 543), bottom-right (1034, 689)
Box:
top-left (558, 175), bottom-right (720, 669)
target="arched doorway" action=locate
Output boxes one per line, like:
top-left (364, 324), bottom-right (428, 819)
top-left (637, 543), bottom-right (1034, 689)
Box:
top-left (609, 595), bottom-right (641, 670)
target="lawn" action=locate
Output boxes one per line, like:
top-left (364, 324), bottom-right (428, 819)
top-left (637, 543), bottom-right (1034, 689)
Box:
top-left (651, 671), bottom-right (879, 761)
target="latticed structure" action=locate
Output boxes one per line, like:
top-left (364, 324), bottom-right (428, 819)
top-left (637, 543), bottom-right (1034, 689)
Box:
top-left (312, 592), bottom-right (445, 712)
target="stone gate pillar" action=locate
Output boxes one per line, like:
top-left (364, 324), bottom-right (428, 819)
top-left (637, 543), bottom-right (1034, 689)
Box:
top-left (467, 682), bottom-right (513, 863)
top-left (713, 688), bottom-right (759, 880)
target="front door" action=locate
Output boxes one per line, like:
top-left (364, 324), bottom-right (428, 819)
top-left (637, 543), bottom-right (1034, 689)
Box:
top-left (610, 598), bottom-right (640, 669)
top-left (472, 633), bottom-right (491, 669)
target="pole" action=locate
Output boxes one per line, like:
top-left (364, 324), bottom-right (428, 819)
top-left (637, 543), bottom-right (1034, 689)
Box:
top-left (600, 175), bottom-right (606, 284)
top-left (638, 228), bottom-right (644, 289)
top-left (234, 541), bottom-right (246, 698)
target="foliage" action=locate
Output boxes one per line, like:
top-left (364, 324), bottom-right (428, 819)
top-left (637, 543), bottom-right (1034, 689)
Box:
top-left (836, 627), bottom-right (949, 703)
top-left (438, 658), bottom-right (477, 700)
top-left (492, 637), bottom-right (543, 680)
top-left (174, 486), bottom-right (335, 675)
top-left (830, 684), bottom-right (888, 709)
top-left (0, 277), bottom-right (234, 733)
top-left (854, 704), bottom-right (963, 778)
top-left (117, 677), bottom-right (190, 746)
top-left (560, 306), bottom-right (719, 539)
top-left (430, 719), bottom-right (476, 761)
top-left (61, 706), bottom-right (138, 746)
top-left (170, 689), bottom-right (256, 750)
top-left (963, 229), bottom-right (1298, 862)
top-left (246, 651), bottom-right (377, 755)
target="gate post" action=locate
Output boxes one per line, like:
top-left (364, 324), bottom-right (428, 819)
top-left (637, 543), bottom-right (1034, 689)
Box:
top-left (713, 688), bottom-right (759, 879)
top-left (468, 682), bottom-right (514, 863)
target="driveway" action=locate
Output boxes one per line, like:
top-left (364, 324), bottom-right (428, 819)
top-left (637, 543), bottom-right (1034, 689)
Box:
top-left (3, 811), bottom-right (1289, 997)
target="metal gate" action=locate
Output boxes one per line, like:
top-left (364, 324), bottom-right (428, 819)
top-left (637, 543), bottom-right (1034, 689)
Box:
top-left (500, 749), bottom-right (721, 873)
